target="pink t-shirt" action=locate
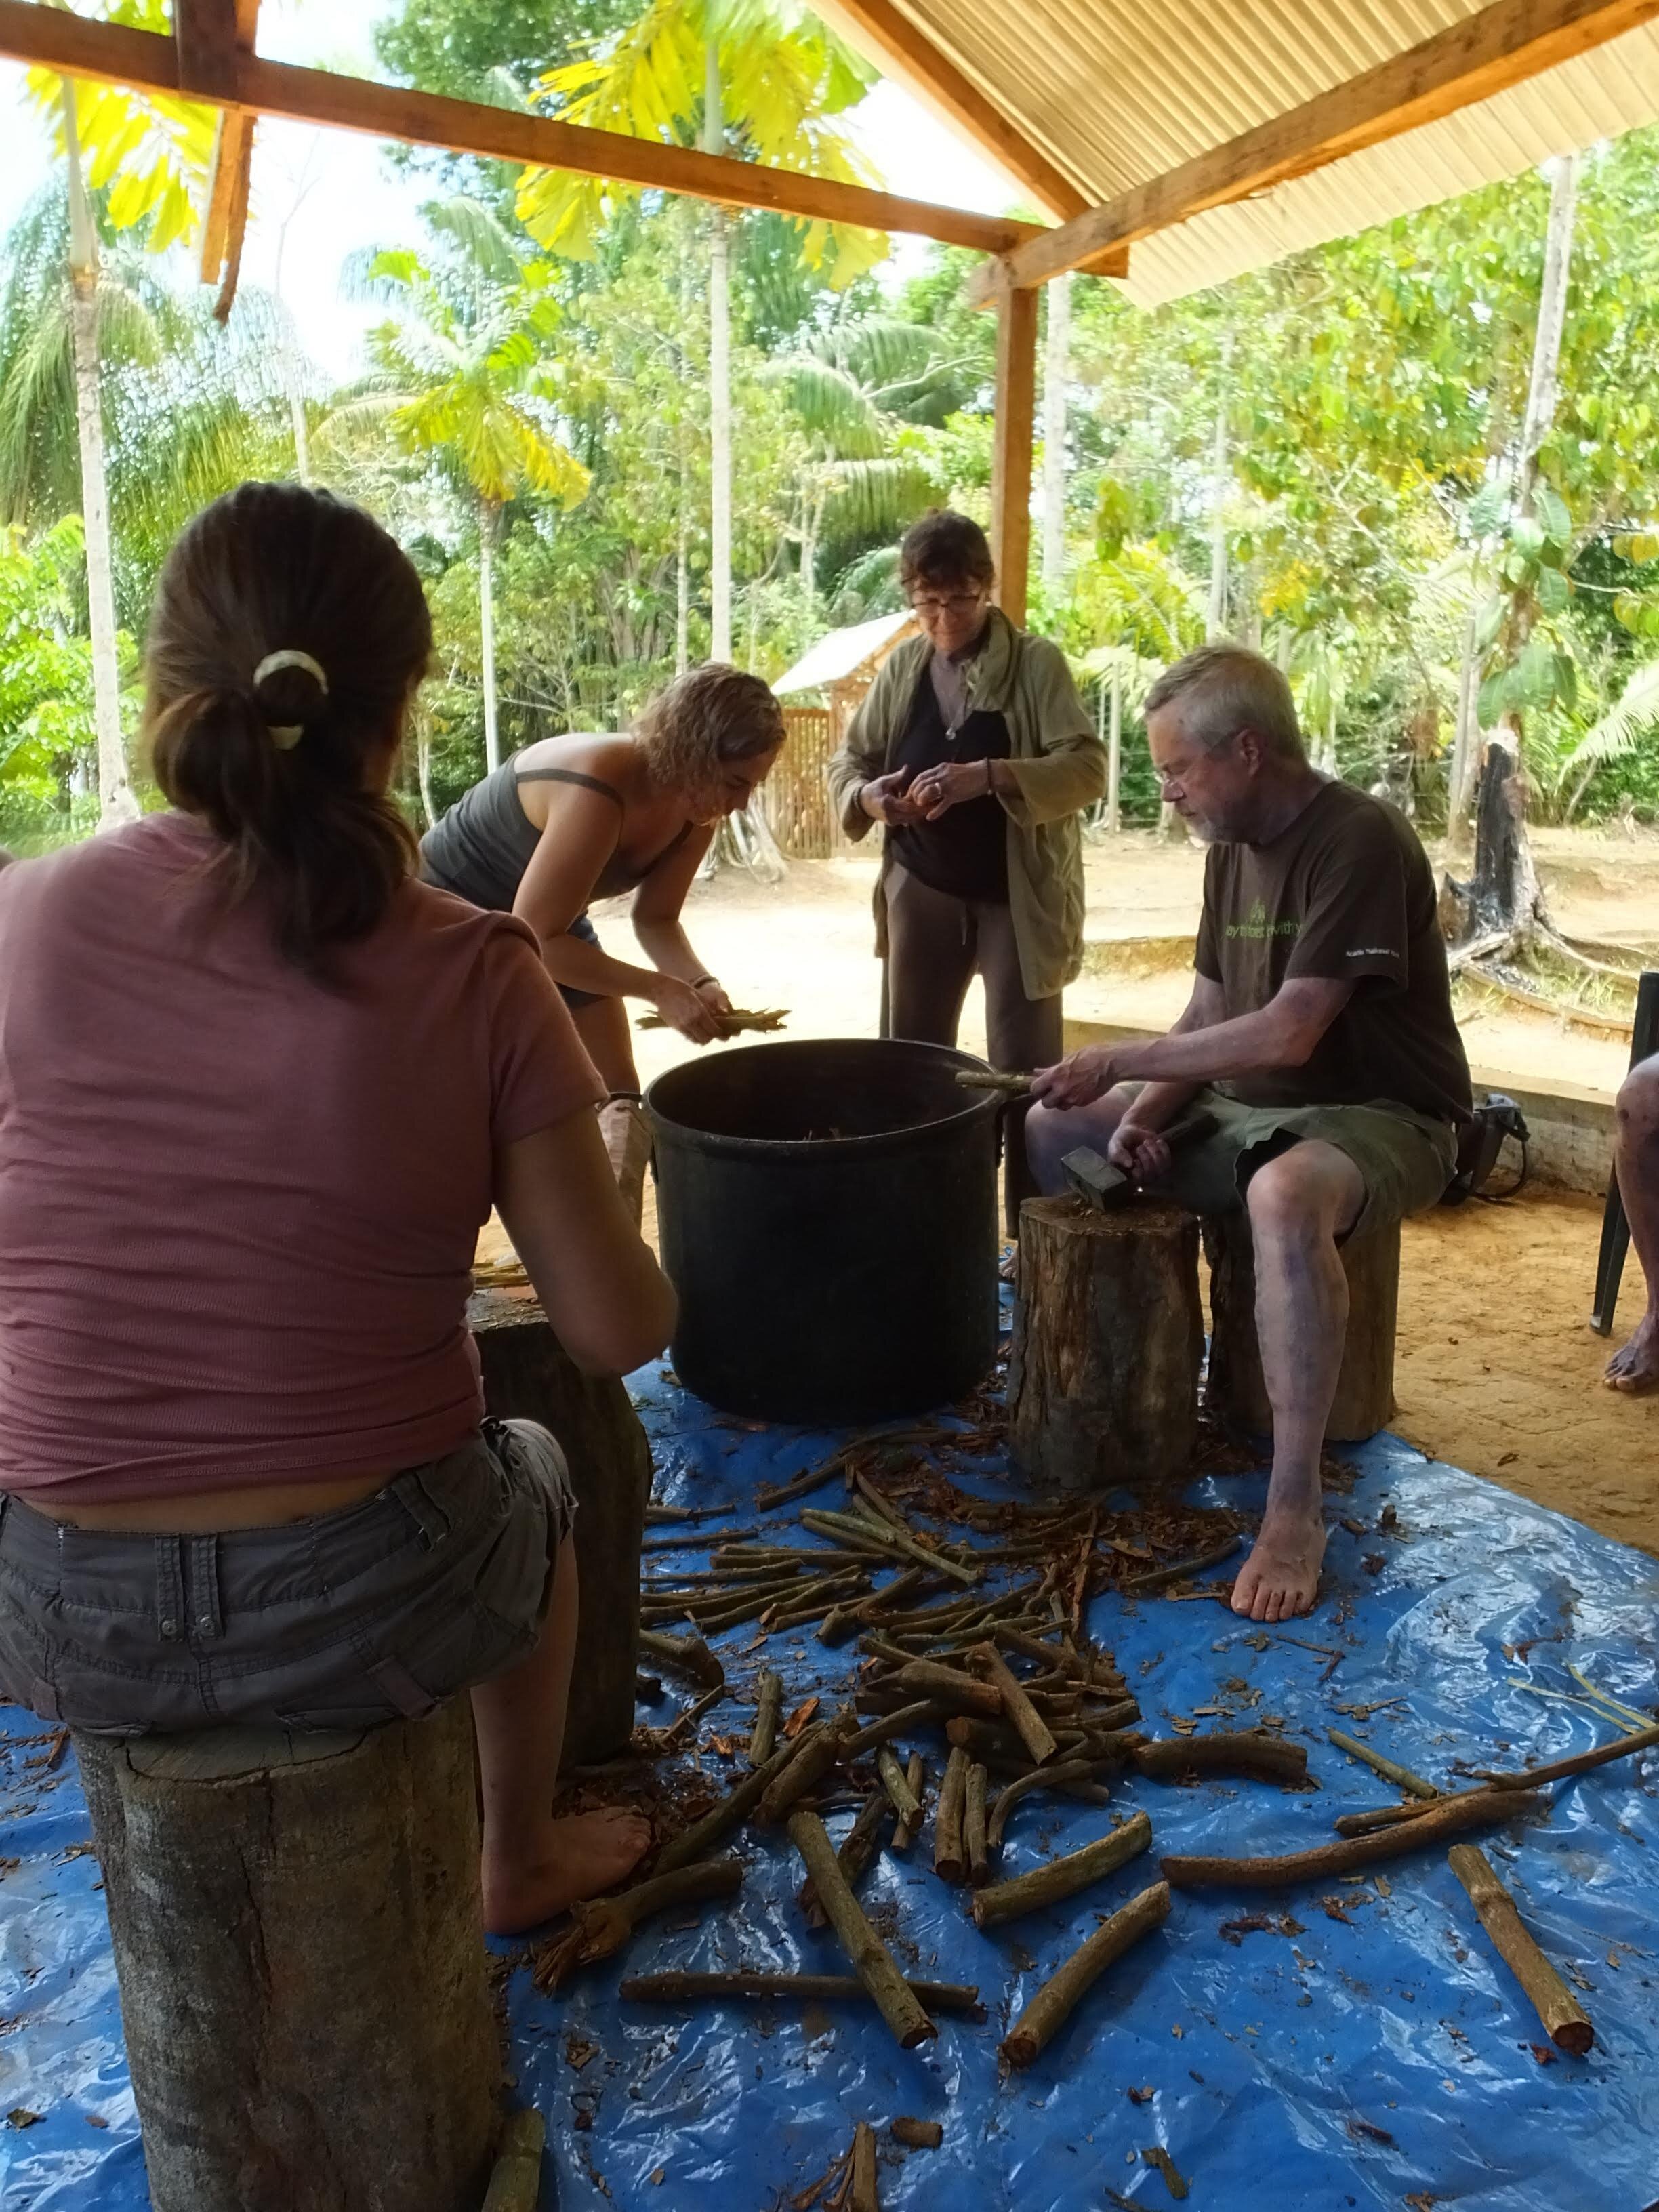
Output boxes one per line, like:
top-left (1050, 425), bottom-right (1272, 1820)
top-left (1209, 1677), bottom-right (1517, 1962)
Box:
top-left (0, 812), bottom-right (605, 1504)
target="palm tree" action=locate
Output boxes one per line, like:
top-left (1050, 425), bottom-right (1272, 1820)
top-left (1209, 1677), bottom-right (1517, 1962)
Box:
top-left (23, 12), bottom-right (215, 823)
top-left (516, 0), bottom-right (882, 659)
top-left (332, 199), bottom-right (590, 771)
top-left (768, 311), bottom-right (959, 618)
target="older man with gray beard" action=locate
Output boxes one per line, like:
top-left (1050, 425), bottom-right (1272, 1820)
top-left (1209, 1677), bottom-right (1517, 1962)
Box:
top-left (1024, 644), bottom-right (1469, 1625)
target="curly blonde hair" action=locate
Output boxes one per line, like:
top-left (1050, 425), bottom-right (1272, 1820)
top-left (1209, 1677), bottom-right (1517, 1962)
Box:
top-left (635, 664), bottom-right (784, 794)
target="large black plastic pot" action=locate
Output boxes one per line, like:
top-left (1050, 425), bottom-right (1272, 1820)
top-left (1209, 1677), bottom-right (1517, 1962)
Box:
top-left (645, 1038), bottom-right (1000, 1425)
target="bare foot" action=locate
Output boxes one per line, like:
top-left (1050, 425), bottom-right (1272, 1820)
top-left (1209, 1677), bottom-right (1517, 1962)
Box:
top-left (482, 1808), bottom-right (652, 1938)
top-left (1605, 1309), bottom-right (1659, 1394)
top-left (1230, 1513), bottom-right (1326, 1624)
top-left (999, 1246), bottom-right (1019, 1286)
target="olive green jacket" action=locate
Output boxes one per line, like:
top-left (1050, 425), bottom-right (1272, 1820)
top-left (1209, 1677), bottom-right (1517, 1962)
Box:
top-left (826, 611), bottom-right (1105, 1000)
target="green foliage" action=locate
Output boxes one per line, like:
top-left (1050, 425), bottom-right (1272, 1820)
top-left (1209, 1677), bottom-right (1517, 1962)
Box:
top-left (0, 518), bottom-right (129, 848)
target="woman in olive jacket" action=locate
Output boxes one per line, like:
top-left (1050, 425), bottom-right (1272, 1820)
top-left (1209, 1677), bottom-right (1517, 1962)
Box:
top-left (827, 510), bottom-right (1104, 1084)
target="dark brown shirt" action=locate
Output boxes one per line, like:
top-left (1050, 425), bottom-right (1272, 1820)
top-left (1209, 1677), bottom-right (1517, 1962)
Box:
top-left (1193, 780), bottom-right (1471, 1123)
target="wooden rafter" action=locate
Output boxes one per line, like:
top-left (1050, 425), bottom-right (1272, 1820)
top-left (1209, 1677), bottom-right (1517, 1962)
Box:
top-left (0, 0), bottom-right (1041, 256)
top-left (808, 0), bottom-right (1088, 221)
top-left (189, 0), bottom-right (261, 316)
top-left (966, 0), bottom-right (1659, 301)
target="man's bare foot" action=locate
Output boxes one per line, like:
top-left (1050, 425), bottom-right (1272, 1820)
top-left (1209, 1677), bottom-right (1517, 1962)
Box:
top-left (482, 1808), bottom-right (652, 1937)
top-left (1604, 1309), bottom-right (1659, 1394)
top-left (1231, 1512), bottom-right (1326, 1624)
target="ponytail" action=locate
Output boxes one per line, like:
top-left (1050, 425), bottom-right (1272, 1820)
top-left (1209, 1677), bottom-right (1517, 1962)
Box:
top-left (144, 484), bottom-right (432, 978)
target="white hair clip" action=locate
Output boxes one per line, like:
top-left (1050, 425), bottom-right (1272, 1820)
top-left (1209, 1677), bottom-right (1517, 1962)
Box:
top-left (253, 649), bottom-right (329, 749)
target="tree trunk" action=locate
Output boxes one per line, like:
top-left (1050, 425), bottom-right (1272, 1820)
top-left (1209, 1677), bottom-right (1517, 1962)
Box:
top-left (1040, 272), bottom-right (1071, 596)
top-left (1517, 154), bottom-right (1579, 510)
top-left (1204, 1214), bottom-right (1400, 1444)
top-left (416, 722), bottom-right (436, 830)
top-left (75, 1700), bottom-right (499, 2212)
top-left (479, 498), bottom-right (502, 773)
top-left (1447, 606), bottom-right (1480, 832)
top-left (1106, 669), bottom-right (1122, 833)
top-left (1205, 343), bottom-right (1231, 642)
top-left (468, 1288), bottom-right (652, 1767)
top-left (703, 47), bottom-right (733, 663)
top-left (62, 84), bottom-right (136, 832)
top-left (675, 221), bottom-right (693, 676)
top-left (1008, 1197), bottom-right (1202, 1492)
top-left (1464, 153), bottom-right (1578, 942)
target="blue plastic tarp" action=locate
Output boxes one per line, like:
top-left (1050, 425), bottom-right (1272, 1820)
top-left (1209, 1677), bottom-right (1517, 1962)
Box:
top-left (3, 1355), bottom-right (1657, 2211)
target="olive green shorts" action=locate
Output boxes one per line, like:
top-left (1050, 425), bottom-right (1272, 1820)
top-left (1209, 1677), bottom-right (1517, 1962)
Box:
top-left (1139, 1086), bottom-right (1458, 1240)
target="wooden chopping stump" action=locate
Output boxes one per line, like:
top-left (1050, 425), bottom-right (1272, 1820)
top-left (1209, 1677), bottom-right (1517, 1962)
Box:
top-left (75, 1700), bottom-right (499, 2212)
top-left (1008, 1195), bottom-right (1203, 1492)
top-left (469, 1286), bottom-right (651, 1767)
top-left (1204, 1212), bottom-right (1400, 1443)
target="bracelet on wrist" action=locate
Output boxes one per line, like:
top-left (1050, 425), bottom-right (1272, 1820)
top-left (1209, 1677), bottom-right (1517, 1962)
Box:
top-left (691, 973), bottom-right (717, 991)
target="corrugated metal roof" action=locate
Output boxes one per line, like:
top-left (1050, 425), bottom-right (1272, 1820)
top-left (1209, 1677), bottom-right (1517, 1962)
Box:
top-left (872, 0), bottom-right (1659, 306)
top-left (773, 611), bottom-right (917, 696)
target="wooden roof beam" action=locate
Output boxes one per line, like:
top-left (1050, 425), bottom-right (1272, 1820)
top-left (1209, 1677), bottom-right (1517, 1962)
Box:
top-left (186, 0), bottom-right (262, 316)
top-left (966, 0), bottom-right (1659, 303)
top-left (808, 0), bottom-right (1089, 220)
top-left (0, 0), bottom-right (1041, 257)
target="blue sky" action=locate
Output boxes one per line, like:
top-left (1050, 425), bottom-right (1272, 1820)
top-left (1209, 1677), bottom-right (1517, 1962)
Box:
top-left (0, 0), bottom-right (1017, 379)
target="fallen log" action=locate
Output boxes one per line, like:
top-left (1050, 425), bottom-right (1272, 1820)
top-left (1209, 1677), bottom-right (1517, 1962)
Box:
top-left (935, 1746), bottom-right (970, 1883)
top-left (851, 2121), bottom-right (880, 2212)
top-left (1327, 1727), bottom-right (1436, 1799)
top-left (1163, 1790), bottom-right (1547, 1890)
top-left (801, 1790), bottom-right (893, 1930)
top-left (964, 1764), bottom-right (989, 1888)
top-left (619, 1970), bottom-right (981, 2015)
top-left (1121, 1536), bottom-right (1242, 1595)
top-left (987, 1759), bottom-right (1103, 1853)
top-left (1473, 1719), bottom-right (1659, 1793)
top-left (1000, 1881), bottom-right (1171, 2069)
top-left (750, 1671), bottom-right (784, 1767)
top-left (655, 1740), bottom-right (796, 1873)
top-left (969, 1643), bottom-right (1057, 1766)
top-left (877, 1745), bottom-right (922, 1827)
top-left (758, 1718), bottom-right (856, 1826)
top-left (638, 1630), bottom-right (725, 1692)
top-left (846, 1702), bottom-right (945, 1761)
top-left (894, 1661), bottom-right (1003, 1720)
top-left (972, 1811), bottom-right (1153, 1931)
top-left (890, 2118), bottom-right (943, 2150)
top-left (1132, 1734), bottom-right (1308, 1788)
top-left (892, 1755), bottom-right (926, 1853)
top-left (531, 1858), bottom-right (743, 1988)
top-left (482, 2110), bottom-right (546, 2212)
top-left (785, 1813), bottom-right (938, 2049)
top-left (1448, 1844), bottom-right (1594, 2055)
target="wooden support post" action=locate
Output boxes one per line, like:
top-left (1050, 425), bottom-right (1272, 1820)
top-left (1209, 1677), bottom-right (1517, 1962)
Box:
top-left (1204, 1215), bottom-right (1400, 1443)
top-left (75, 1702), bottom-right (499, 2212)
top-left (193, 0), bottom-right (260, 314)
top-left (1008, 1197), bottom-right (1203, 1492)
top-left (469, 1286), bottom-right (653, 1766)
top-left (990, 282), bottom-right (1038, 630)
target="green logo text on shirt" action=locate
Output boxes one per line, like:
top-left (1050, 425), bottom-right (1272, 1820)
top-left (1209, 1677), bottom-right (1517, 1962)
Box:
top-left (1226, 897), bottom-right (1301, 942)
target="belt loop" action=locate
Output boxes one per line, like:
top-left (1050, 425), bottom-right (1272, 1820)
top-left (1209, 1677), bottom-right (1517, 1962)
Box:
top-left (154, 1536), bottom-right (184, 1642)
top-left (186, 1534), bottom-right (224, 1643)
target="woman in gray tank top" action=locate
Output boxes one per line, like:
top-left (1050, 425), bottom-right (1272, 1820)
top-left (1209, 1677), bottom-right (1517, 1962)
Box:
top-left (421, 665), bottom-right (784, 1215)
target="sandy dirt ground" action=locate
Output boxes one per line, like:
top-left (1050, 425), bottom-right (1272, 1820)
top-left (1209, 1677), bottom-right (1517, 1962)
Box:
top-left (590, 827), bottom-right (1659, 1559)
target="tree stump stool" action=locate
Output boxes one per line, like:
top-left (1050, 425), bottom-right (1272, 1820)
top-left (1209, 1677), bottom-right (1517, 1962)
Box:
top-left (75, 1699), bottom-right (499, 2212)
top-left (1204, 1214), bottom-right (1401, 1443)
top-left (1008, 1196), bottom-right (1203, 1492)
top-left (469, 1286), bottom-right (652, 1767)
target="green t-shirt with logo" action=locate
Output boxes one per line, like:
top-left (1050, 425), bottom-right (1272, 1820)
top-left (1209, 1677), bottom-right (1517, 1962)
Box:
top-left (1193, 780), bottom-right (1471, 1123)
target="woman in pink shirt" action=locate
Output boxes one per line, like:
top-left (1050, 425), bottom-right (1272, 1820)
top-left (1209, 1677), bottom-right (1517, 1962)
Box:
top-left (0, 483), bottom-right (676, 1935)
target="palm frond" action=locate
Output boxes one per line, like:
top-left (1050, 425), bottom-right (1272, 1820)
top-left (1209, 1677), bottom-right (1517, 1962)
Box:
top-left (1559, 660), bottom-right (1659, 778)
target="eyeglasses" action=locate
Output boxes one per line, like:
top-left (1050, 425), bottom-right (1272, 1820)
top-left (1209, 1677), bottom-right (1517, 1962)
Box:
top-left (908, 590), bottom-right (987, 616)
